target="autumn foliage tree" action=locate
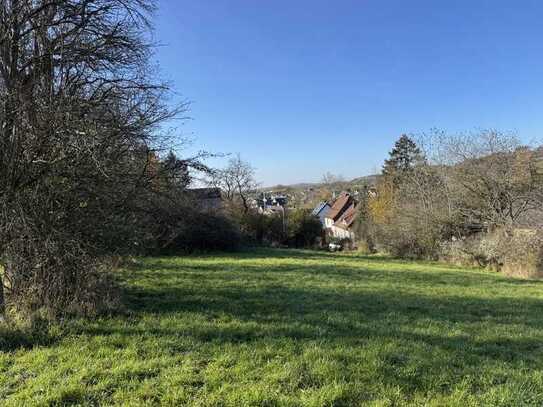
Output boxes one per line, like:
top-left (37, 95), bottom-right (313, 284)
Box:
top-left (356, 135), bottom-right (429, 255)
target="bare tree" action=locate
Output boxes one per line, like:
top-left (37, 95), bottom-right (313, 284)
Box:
top-left (321, 172), bottom-right (345, 186)
top-left (0, 0), bottom-right (185, 317)
top-left (365, 130), bottom-right (543, 260)
top-left (318, 172), bottom-right (346, 201)
top-left (210, 155), bottom-right (258, 213)
top-left (421, 130), bottom-right (543, 228)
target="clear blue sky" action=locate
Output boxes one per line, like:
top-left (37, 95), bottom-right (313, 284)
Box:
top-left (154, 0), bottom-right (543, 186)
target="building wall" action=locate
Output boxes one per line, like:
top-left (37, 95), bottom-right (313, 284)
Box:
top-left (329, 225), bottom-right (355, 240)
top-left (317, 206), bottom-right (331, 225)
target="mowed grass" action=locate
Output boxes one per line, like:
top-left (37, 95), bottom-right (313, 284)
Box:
top-left (1, 249), bottom-right (543, 406)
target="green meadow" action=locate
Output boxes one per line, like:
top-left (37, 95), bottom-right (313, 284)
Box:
top-left (1, 249), bottom-right (542, 406)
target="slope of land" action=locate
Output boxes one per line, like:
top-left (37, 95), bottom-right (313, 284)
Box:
top-left (1, 249), bottom-right (542, 405)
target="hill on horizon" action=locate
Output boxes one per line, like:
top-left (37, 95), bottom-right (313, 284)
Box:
top-left (263, 174), bottom-right (380, 192)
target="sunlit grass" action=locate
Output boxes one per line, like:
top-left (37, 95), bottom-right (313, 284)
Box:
top-left (1, 248), bottom-right (542, 405)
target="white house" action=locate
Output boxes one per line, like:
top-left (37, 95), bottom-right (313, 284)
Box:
top-left (323, 192), bottom-right (358, 240)
top-left (312, 201), bottom-right (331, 226)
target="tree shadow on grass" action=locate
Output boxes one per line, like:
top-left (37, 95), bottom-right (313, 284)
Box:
top-left (128, 255), bottom-right (541, 290)
top-left (122, 282), bottom-right (543, 328)
top-left (0, 324), bottom-right (57, 352)
top-left (102, 253), bottom-right (543, 367)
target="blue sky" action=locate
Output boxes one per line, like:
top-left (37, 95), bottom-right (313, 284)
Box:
top-left (154, 0), bottom-right (543, 186)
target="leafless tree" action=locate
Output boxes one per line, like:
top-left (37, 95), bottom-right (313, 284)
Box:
top-left (420, 130), bottom-right (543, 228)
top-left (367, 130), bottom-right (543, 260)
top-left (0, 0), bottom-right (186, 318)
top-left (321, 172), bottom-right (345, 186)
top-left (209, 155), bottom-right (258, 213)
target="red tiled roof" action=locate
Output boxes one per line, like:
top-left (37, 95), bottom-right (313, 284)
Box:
top-left (334, 202), bottom-right (358, 230)
top-left (325, 192), bottom-right (353, 222)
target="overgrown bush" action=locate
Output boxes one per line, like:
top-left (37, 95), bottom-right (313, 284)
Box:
top-left (439, 228), bottom-right (543, 277)
top-left (373, 212), bottom-right (444, 260)
top-left (356, 238), bottom-right (375, 254)
top-left (364, 132), bottom-right (543, 272)
top-left (160, 212), bottom-right (241, 254)
top-left (0, 0), bottom-right (202, 320)
top-left (3, 237), bottom-right (121, 319)
top-left (232, 210), bottom-right (281, 246)
top-left (439, 235), bottom-right (496, 269)
top-left (500, 229), bottom-right (543, 278)
top-left (237, 208), bottom-right (321, 249)
top-left (286, 209), bottom-right (323, 248)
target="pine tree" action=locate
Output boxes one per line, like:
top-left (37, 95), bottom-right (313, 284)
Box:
top-left (382, 135), bottom-right (425, 183)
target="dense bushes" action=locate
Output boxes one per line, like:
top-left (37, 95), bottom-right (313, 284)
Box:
top-left (2, 238), bottom-right (121, 319)
top-left (377, 221), bottom-right (443, 259)
top-left (499, 229), bottom-right (543, 278)
top-left (160, 211), bottom-right (241, 254)
top-left (439, 229), bottom-right (543, 278)
top-left (286, 209), bottom-right (323, 248)
top-left (239, 211), bottom-right (284, 245)
top-left (359, 164), bottom-right (451, 260)
top-left (440, 234), bottom-right (502, 269)
top-left (237, 208), bottom-right (322, 249)
top-left (0, 1), bottom-right (197, 320)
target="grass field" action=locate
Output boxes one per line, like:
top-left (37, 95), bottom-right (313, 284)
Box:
top-left (1, 249), bottom-right (543, 406)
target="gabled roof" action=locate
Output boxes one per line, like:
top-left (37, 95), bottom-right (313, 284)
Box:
top-left (312, 201), bottom-right (330, 216)
top-left (325, 192), bottom-right (353, 221)
top-left (334, 203), bottom-right (358, 230)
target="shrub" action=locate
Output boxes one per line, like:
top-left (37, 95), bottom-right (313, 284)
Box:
top-left (3, 238), bottom-right (121, 319)
top-left (162, 212), bottom-right (241, 253)
top-left (286, 209), bottom-right (323, 248)
top-left (0, 1), bottom-right (209, 320)
top-left (439, 228), bottom-right (543, 278)
top-left (356, 239), bottom-right (375, 254)
top-left (376, 217), bottom-right (443, 260)
top-left (439, 235), bottom-right (495, 268)
top-left (500, 229), bottom-right (543, 278)
top-left (239, 209), bottom-right (322, 249)
top-left (237, 211), bottom-right (284, 246)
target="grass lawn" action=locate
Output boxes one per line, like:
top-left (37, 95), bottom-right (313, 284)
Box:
top-left (1, 248), bottom-right (543, 406)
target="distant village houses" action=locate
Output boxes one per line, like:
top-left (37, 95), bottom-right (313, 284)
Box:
top-left (253, 193), bottom-right (288, 215)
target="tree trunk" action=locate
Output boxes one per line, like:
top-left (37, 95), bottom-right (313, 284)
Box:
top-left (0, 273), bottom-right (5, 321)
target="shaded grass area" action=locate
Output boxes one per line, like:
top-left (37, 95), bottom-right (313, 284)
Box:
top-left (1, 249), bottom-right (543, 406)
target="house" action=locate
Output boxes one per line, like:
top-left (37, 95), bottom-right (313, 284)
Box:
top-left (323, 192), bottom-right (358, 240)
top-left (311, 201), bottom-right (331, 226)
top-left (329, 201), bottom-right (358, 240)
top-left (324, 192), bottom-right (352, 228)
